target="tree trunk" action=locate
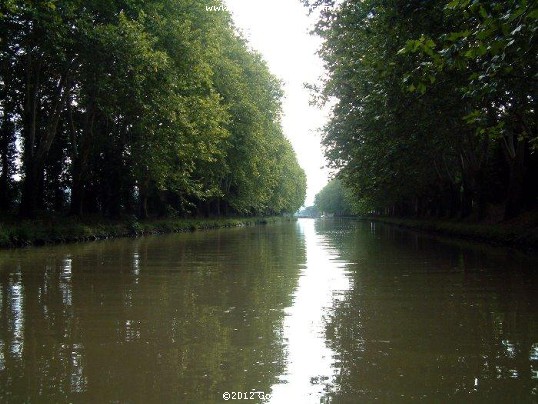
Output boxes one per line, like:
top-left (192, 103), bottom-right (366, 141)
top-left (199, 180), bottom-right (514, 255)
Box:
top-left (139, 194), bottom-right (148, 220)
top-left (20, 64), bottom-right (72, 217)
top-left (138, 178), bottom-right (150, 219)
top-left (0, 118), bottom-right (14, 211)
top-left (504, 137), bottom-right (526, 219)
top-left (216, 198), bottom-right (221, 216)
top-left (69, 178), bottom-right (83, 216)
top-left (19, 159), bottom-right (43, 218)
top-left (69, 100), bottom-right (95, 216)
top-left (19, 55), bottom-right (40, 217)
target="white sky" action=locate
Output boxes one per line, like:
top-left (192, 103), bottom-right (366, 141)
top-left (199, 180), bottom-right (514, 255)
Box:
top-left (223, 0), bottom-right (330, 206)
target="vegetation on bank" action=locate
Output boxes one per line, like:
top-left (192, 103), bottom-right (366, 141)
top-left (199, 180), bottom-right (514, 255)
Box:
top-left (0, 215), bottom-right (293, 248)
top-left (310, 178), bottom-right (538, 250)
top-left (304, 0), bottom-right (537, 220)
top-left (313, 179), bottom-right (355, 216)
top-left (369, 214), bottom-right (538, 251)
top-left (0, 1), bottom-right (306, 220)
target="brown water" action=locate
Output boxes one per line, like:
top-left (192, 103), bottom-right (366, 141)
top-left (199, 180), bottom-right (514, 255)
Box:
top-left (0, 219), bottom-right (537, 403)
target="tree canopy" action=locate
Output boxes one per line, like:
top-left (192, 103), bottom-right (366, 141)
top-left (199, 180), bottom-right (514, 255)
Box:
top-left (0, 0), bottom-right (306, 219)
top-left (305, 0), bottom-right (537, 219)
top-left (314, 178), bottom-right (355, 216)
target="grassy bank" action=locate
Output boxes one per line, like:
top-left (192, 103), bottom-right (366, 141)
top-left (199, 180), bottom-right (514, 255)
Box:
top-left (0, 216), bottom-right (293, 248)
top-left (369, 213), bottom-right (538, 252)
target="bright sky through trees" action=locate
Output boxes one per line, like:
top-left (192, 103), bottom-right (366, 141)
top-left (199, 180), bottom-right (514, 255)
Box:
top-left (223, 0), bottom-right (329, 205)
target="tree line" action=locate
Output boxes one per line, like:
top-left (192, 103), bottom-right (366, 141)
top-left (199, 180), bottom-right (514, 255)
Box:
top-left (314, 178), bottom-right (354, 216)
top-left (0, 0), bottom-right (306, 219)
top-left (305, 0), bottom-right (537, 220)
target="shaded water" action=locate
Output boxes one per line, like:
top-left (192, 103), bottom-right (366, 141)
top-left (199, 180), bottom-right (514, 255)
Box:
top-left (0, 219), bottom-right (537, 402)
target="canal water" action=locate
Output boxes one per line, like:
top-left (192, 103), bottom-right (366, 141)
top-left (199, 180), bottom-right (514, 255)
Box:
top-left (0, 219), bottom-right (537, 402)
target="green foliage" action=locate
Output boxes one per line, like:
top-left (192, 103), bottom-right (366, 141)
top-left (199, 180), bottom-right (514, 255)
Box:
top-left (211, 33), bottom-right (305, 215)
top-left (401, 0), bottom-right (537, 147)
top-left (0, 0), bottom-right (306, 219)
top-left (307, 0), bottom-right (537, 220)
top-left (0, 226), bottom-right (10, 247)
top-left (314, 179), bottom-right (355, 216)
top-left (296, 205), bottom-right (319, 218)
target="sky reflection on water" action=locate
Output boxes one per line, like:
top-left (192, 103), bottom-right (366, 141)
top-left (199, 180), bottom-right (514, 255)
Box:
top-left (270, 219), bottom-right (351, 402)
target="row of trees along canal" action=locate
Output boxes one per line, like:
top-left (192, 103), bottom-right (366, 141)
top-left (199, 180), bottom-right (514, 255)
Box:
top-left (0, 0), bottom-right (307, 220)
top-left (304, 0), bottom-right (537, 220)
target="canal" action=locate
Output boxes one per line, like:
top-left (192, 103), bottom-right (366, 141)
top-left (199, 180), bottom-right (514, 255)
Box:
top-left (0, 218), bottom-right (537, 402)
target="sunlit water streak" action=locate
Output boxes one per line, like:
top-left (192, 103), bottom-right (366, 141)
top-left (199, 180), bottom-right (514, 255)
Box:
top-left (270, 219), bottom-right (351, 402)
top-left (9, 267), bottom-right (24, 360)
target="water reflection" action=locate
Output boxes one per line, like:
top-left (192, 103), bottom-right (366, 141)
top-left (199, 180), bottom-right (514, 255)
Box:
top-left (270, 219), bottom-right (351, 402)
top-left (60, 256), bottom-right (72, 307)
top-left (65, 343), bottom-right (87, 393)
top-left (319, 219), bottom-right (538, 402)
top-left (8, 267), bottom-right (24, 360)
top-left (0, 222), bottom-right (305, 402)
top-left (0, 219), bottom-right (537, 402)
top-left (132, 250), bottom-right (140, 278)
top-left (0, 340), bottom-right (4, 371)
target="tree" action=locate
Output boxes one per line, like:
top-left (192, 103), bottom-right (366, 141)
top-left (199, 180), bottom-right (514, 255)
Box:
top-left (305, 0), bottom-right (537, 220)
top-left (0, 0), bottom-right (306, 219)
top-left (315, 179), bottom-right (355, 216)
top-left (401, 0), bottom-right (538, 218)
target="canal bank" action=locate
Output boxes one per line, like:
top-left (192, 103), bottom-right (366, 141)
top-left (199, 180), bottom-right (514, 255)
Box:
top-left (368, 214), bottom-right (538, 252)
top-left (0, 216), bottom-right (292, 248)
